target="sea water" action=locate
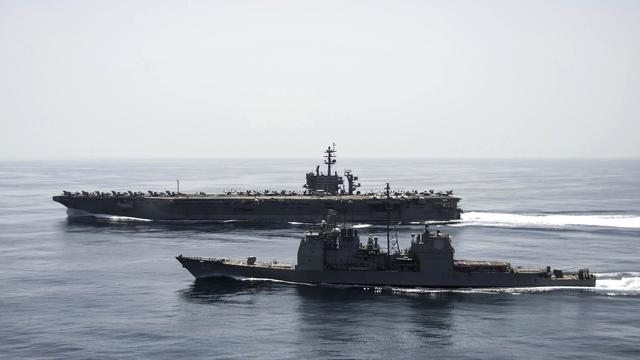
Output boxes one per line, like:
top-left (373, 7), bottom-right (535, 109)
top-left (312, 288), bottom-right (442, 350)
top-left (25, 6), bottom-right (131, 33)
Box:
top-left (0, 159), bottom-right (638, 359)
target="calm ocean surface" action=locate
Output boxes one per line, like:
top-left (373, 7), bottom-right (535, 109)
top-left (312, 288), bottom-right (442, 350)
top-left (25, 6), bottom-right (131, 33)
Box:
top-left (1, 159), bottom-right (639, 359)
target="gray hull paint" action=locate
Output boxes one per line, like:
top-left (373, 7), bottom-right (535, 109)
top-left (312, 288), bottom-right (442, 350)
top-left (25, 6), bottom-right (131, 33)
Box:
top-left (53, 195), bottom-right (461, 223)
top-left (176, 256), bottom-right (596, 288)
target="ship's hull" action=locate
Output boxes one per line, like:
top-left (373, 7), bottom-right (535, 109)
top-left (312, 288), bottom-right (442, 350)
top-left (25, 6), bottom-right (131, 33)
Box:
top-left (176, 256), bottom-right (596, 288)
top-left (53, 194), bottom-right (461, 223)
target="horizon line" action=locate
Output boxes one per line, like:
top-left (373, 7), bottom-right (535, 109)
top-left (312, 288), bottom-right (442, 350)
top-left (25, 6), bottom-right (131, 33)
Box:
top-left (1, 156), bottom-right (639, 162)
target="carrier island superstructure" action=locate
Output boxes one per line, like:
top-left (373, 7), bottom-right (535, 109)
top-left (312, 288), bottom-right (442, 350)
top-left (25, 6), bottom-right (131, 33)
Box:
top-left (52, 145), bottom-right (462, 223)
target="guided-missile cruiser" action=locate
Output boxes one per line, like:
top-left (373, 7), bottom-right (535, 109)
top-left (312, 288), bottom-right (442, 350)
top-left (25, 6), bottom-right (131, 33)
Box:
top-left (52, 145), bottom-right (462, 224)
top-left (177, 206), bottom-right (596, 288)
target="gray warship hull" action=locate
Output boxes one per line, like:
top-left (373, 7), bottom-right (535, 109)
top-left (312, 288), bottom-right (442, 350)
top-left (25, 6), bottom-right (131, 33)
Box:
top-left (53, 194), bottom-right (461, 223)
top-left (176, 256), bottom-right (596, 288)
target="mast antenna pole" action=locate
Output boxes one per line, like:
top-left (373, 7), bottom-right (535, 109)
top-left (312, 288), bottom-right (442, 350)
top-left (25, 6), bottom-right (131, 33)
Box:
top-left (324, 143), bottom-right (336, 175)
top-left (385, 182), bottom-right (391, 270)
top-left (177, 179), bottom-right (180, 194)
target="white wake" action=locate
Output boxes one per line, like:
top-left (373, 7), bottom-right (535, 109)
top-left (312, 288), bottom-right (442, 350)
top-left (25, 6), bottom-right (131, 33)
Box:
top-left (67, 208), bottom-right (242, 224)
top-left (593, 272), bottom-right (640, 293)
top-left (456, 211), bottom-right (640, 229)
top-left (67, 208), bottom-right (152, 222)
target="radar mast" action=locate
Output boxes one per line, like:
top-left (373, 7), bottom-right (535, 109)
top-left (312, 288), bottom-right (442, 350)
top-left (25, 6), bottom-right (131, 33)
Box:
top-left (324, 143), bottom-right (337, 176)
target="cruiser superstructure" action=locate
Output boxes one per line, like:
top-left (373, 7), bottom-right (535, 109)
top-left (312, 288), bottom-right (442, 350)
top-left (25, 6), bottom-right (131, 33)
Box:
top-left (53, 145), bottom-right (461, 223)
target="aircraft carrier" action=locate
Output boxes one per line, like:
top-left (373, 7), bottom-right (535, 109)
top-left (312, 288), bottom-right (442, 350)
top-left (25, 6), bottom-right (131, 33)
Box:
top-left (52, 145), bottom-right (462, 223)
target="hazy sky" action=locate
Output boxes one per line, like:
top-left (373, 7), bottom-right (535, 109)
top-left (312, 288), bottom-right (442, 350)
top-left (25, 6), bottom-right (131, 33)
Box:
top-left (1, 0), bottom-right (639, 159)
